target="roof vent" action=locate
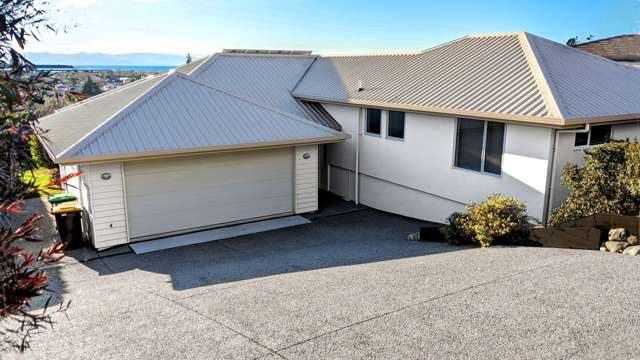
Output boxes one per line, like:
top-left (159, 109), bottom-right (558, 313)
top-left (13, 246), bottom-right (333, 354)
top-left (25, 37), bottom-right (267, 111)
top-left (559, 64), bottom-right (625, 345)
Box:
top-left (222, 49), bottom-right (312, 56)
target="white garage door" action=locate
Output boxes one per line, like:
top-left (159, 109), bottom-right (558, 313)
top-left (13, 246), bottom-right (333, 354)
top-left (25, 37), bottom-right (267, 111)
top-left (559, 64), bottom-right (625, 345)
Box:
top-left (124, 149), bottom-right (294, 239)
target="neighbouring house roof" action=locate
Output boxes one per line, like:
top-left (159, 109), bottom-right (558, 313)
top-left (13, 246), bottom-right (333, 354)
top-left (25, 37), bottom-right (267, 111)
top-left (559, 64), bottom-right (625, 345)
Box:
top-left (293, 32), bottom-right (640, 127)
top-left (41, 73), bottom-right (345, 164)
top-left (574, 34), bottom-right (640, 62)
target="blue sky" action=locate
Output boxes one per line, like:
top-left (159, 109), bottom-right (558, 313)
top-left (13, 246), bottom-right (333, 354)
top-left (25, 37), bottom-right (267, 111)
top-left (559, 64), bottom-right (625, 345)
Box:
top-left (30, 0), bottom-right (640, 57)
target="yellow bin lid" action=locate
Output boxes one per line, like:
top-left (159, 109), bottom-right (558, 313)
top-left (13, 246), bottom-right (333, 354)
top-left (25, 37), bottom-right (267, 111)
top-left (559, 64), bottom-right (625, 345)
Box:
top-left (51, 200), bottom-right (81, 214)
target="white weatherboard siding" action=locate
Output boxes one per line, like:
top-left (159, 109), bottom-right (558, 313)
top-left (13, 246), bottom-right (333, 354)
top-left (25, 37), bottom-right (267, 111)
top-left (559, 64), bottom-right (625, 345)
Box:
top-left (323, 103), bottom-right (554, 223)
top-left (124, 149), bottom-right (294, 239)
top-left (295, 145), bottom-right (319, 213)
top-left (82, 162), bottom-right (129, 249)
top-left (60, 165), bottom-right (80, 199)
top-left (550, 121), bottom-right (640, 211)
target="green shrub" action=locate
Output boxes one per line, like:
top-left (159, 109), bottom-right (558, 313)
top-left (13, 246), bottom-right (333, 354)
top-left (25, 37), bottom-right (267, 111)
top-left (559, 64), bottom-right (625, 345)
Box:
top-left (549, 141), bottom-right (640, 226)
top-left (445, 194), bottom-right (533, 248)
top-left (29, 136), bottom-right (54, 168)
top-left (444, 212), bottom-right (473, 245)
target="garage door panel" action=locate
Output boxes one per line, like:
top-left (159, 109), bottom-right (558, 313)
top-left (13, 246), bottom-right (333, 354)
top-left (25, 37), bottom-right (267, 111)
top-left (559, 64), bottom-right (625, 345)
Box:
top-left (126, 182), bottom-right (292, 216)
top-left (124, 149), bottom-right (294, 238)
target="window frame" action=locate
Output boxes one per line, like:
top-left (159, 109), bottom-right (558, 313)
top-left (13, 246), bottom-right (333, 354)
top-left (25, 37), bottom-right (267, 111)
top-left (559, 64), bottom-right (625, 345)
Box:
top-left (364, 108), bottom-right (382, 137)
top-left (574, 124), bottom-right (612, 148)
top-left (453, 118), bottom-right (506, 176)
top-left (386, 110), bottom-right (405, 141)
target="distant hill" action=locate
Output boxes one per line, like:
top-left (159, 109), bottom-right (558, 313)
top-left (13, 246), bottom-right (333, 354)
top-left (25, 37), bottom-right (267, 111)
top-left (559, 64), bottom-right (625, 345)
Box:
top-left (24, 52), bottom-right (188, 66)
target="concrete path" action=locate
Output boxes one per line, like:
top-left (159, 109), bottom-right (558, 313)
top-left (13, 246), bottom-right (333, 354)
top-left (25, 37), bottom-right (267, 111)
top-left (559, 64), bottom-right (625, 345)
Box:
top-left (9, 209), bottom-right (640, 359)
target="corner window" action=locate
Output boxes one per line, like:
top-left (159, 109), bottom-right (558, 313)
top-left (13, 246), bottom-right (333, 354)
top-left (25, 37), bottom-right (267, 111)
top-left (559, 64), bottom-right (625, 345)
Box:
top-left (575, 125), bottom-right (611, 146)
top-left (387, 111), bottom-right (405, 139)
top-left (365, 108), bottom-right (381, 135)
top-left (454, 118), bottom-right (505, 175)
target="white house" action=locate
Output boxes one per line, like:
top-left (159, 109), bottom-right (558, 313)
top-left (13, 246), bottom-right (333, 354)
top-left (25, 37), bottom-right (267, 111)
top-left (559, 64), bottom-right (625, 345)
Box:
top-left (38, 32), bottom-right (640, 249)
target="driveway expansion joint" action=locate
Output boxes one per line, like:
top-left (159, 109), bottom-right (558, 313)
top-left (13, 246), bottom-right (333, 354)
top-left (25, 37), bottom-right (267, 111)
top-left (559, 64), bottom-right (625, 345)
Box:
top-left (144, 289), bottom-right (290, 360)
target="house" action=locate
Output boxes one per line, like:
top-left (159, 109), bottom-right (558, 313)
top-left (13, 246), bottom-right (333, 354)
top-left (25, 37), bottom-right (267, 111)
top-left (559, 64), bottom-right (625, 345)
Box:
top-left (575, 34), bottom-right (640, 68)
top-left (37, 32), bottom-right (640, 250)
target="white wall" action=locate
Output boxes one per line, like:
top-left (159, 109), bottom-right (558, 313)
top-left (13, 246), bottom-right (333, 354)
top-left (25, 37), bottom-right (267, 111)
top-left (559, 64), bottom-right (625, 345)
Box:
top-left (323, 103), bottom-right (554, 223)
top-left (82, 162), bottom-right (129, 249)
top-left (550, 121), bottom-right (640, 211)
top-left (294, 145), bottom-right (319, 213)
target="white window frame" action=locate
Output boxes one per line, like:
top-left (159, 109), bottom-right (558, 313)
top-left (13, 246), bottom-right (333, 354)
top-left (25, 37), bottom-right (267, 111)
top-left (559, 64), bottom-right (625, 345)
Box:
top-left (574, 124), bottom-right (612, 148)
top-left (386, 110), bottom-right (405, 141)
top-left (364, 108), bottom-right (382, 137)
top-left (453, 118), bottom-right (505, 176)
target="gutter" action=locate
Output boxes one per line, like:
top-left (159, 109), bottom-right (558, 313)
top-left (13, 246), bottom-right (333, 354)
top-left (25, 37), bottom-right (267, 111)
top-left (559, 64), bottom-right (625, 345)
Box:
top-left (55, 135), bottom-right (349, 165)
top-left (543, 123), bottom-right (590, 223)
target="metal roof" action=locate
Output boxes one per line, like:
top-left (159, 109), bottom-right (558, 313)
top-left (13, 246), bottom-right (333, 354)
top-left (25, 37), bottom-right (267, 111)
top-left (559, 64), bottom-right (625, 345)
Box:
top-left (38, 74), bottom-right (167, 157)
top-left (293, 32), bottom-right (640, 126)
top-left (526, 33), bottom-right (640, 122)
top-left (188, 53), bottom-right (341, 129)
top-left (58, 73), bottom-right (345, 163)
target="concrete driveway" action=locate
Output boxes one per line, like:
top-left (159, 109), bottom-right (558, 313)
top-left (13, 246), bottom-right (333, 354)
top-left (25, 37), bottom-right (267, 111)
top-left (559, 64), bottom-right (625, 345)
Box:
top-left (11, 208), bottom-right (640, 359)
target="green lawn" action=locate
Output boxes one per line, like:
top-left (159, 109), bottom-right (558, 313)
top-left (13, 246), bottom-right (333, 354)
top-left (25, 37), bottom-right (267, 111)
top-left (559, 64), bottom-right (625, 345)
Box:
top-left (20, 167), bottom-right (62, 197)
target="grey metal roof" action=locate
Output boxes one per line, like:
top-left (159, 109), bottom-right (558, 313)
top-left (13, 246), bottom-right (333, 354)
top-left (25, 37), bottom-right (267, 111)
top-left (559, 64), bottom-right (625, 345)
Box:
top-left (38, 74), bottom-right (167, 157)
top-left (175, 56), bottom-right (209, 75)
top-left (189, 53), bottom-right (341, 130)
top-left (59, 73), bottom-right (344, 163)
top-left (293, 32), bottom-right (640, 126)
top-left (526, 33), bottom-right (640, 122)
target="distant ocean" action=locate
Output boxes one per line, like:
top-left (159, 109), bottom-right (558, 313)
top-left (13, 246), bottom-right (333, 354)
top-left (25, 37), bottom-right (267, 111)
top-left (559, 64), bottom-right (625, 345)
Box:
top-left (37, 65), bottom-right (176, 72)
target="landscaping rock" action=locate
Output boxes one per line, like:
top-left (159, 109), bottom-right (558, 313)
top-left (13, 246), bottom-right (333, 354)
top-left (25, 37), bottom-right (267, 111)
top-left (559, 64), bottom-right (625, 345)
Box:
top-left (627, 235), bottom-right (639, 246)
top-left (605, 241), bottom-right (628, 253)
top-left (609, 228), bottom-right (629, 242)
top-left (600, 246), bottom-right (608, 252)
top-left (623, 245), bottom-right (640, 256)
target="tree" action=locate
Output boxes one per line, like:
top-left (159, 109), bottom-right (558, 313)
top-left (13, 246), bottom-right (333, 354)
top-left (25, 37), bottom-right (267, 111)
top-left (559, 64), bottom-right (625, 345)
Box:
top-left (566, 34), bottom-right (594, 47)
top-left (549, 142), bottom-right (640, 226)
top-left (186, 52), bottom-right (192, 64)
top-left (81, 77), bottom-right (101, 96)
top-left (1, 0), bottom-right (74, 351)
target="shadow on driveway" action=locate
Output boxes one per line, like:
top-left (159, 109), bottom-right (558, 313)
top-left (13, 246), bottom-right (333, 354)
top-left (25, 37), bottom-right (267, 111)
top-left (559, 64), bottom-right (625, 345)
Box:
top-left (79, 208), bottom-right (462, 293)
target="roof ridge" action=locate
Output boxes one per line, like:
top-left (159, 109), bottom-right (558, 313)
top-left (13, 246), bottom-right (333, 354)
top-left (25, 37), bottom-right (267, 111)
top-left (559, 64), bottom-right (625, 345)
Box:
top-left (187, 53), bottom-right (222, 78)
top-left (59, 73), bottom-right (173, 158)
top-left (175, 73), bottom-right (343, 135)
top-left (519, 32), bottom-right (565, 119)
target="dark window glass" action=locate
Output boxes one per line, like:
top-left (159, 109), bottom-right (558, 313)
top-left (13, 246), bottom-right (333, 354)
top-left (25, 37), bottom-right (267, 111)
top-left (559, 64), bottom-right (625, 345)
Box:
top-left (589, 125), bottom-right (611, 145)
top-left (387, 111), bottom-right (405, 139)
top-left (366, 108), bottom-right (381, 134)
top-left (575, 132), bottom-right (588, 146)
top-left (455, 118), bottom-right (484, 171)
top-left (484, 122), bottom-right (505, 175)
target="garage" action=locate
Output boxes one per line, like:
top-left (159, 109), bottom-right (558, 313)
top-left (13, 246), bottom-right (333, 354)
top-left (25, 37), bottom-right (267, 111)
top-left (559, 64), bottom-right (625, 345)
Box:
top-left (124, 148), bottom-right (294, 239)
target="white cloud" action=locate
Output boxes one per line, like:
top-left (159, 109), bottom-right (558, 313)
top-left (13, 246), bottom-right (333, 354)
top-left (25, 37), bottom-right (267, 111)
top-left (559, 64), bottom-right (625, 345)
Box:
top-left (56, 0), bottom-right (100, 8)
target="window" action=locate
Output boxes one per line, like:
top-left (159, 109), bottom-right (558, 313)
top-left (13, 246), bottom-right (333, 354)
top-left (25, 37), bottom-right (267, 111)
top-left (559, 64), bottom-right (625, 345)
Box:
top-left (574, 124), bottom-right (611, 147)
top-left (387, 111), bottom-right (405, 139)
top-left (454, 118), bottom-right (505, 175)
top-left (365, 108), bottom-right (381, 135)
